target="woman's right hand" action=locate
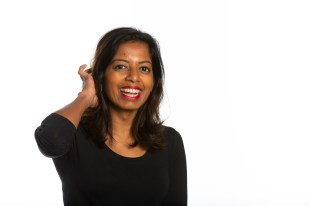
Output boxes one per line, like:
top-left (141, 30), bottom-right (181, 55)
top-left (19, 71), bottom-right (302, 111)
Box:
top-left (78, 64), bottom-right (98, 108)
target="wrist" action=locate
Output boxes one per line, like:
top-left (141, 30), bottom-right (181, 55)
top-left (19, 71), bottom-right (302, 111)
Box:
top-left (77, 91), bottom-right (95, 109)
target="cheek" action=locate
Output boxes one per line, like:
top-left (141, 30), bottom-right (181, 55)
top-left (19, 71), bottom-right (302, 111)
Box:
top-left (103, 80), bottom-right (116, 99)
top-left (103, 73), bottom-right (119, 94)
top-left (145, 75), bottom-right (154, 89)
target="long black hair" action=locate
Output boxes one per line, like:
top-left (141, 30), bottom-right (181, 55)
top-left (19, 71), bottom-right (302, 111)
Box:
top-left (81, 27), bottom-right (166, 150)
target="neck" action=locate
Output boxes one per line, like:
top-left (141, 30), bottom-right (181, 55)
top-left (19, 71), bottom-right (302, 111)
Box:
top-left (109, 108), bottom-right (137, 144)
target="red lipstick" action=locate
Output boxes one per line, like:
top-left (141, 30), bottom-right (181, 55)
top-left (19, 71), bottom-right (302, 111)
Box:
top-left (120, 86), bottom-right (142, 100)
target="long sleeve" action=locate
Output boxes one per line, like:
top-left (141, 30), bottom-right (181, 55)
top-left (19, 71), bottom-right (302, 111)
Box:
top-left (163, 128), bottom-right (187, 206)
top-left (34, 113), bottom-right (77, 158)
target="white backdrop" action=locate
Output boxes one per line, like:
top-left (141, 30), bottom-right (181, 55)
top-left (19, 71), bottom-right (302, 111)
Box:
top-left (1, 0), bottom-right (310, 205)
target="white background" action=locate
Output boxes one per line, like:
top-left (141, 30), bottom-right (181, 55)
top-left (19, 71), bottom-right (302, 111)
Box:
top-left (0, 0), bottom-right (310, 205)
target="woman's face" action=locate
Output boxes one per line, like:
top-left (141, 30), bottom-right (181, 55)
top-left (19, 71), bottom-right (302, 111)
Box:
top-left (104, 41), bottom-right (154, 112)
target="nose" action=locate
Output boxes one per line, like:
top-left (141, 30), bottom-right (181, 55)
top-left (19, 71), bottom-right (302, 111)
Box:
top-left (125, 67), bottom-right (140, 82)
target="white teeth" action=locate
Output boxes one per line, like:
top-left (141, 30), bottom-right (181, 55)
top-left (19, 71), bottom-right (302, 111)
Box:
top-left (124, 93), bottom-right (138, 97)
top-left (120, 88), bottom-right (141, 94)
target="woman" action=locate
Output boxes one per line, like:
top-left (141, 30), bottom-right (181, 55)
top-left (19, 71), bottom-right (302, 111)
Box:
top-left (35, 27), bottom-right (187, 206)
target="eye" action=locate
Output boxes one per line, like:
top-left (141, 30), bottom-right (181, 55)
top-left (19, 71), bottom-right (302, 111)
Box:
top-left (139, 66), bottom-right (152, 73)
top-left (114, 65), bottom-right (127, 71)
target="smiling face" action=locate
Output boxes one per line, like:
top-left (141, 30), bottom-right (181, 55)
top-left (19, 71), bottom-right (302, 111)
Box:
top-left (104, 41), bottom-right (154, 113)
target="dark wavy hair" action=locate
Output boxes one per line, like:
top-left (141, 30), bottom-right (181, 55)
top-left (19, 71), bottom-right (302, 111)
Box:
top-left (81, 27), bottom-right (166, 150)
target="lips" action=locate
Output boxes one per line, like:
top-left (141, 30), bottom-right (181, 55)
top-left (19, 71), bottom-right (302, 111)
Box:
top-left (120, 86), bottom-right (142, 100)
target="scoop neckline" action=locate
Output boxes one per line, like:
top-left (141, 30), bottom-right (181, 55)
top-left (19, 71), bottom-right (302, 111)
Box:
top-left (103, 143), bottom-right (149, 161)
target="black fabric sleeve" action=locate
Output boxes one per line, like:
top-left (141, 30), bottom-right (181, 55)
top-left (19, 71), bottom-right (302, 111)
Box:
top-left (163, 128), bottom-right (187, 206)
top-left (34, 113), bottom-right (76, 158)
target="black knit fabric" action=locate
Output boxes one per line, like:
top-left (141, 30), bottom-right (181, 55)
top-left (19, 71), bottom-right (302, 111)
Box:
top-left (35, 113), bottom-right (187, 206)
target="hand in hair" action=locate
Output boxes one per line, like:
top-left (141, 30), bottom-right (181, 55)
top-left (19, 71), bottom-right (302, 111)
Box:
top-left (78, 64), bottom-right (98, 108)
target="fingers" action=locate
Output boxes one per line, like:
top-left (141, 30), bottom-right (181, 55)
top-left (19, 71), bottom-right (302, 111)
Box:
top-left (78, 64), bottom-right (91, 80)
top-left (78, 64), bottom-right (87, 74)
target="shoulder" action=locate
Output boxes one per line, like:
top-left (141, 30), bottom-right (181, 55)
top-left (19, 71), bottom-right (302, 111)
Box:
top-left (162, 126), bottom-right (186, 164)
top-left (163, 126), bottom-right (181, 139)
top-left (163, 126), bottom-right (184, 150)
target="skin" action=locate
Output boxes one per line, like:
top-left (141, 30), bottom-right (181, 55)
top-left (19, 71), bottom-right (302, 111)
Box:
top-left (105, 41), bottom-right (154, 113)
top-left (56, 41), bottom-right (153, 157)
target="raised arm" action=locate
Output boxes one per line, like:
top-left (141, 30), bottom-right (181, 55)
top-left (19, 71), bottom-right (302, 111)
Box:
top-left (56, 64), bottom-right (97, 128)
top-left (34, 64), bottom-right (98, 158)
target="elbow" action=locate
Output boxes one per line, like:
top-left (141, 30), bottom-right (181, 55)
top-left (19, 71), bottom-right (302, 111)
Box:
top-left (34, 126), bottom-right (72, 158)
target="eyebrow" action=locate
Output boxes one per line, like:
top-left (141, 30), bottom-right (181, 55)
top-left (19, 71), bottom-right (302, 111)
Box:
top-left (111, 59), bottom-right (152, 65)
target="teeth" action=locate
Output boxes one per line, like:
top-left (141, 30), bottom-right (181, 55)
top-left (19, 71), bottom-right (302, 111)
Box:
top-left (120, 88), bottom-right (141, 94)
top-left (124, 93), bottom-right (139, 97)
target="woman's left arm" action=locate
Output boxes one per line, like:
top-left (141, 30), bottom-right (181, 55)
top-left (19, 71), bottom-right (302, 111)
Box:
top-left (163, 129), bottom-right (187, 205)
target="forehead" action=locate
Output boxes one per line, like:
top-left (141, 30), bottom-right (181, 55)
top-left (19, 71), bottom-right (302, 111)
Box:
top-left (114, 41), bottom-right (151, 58)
